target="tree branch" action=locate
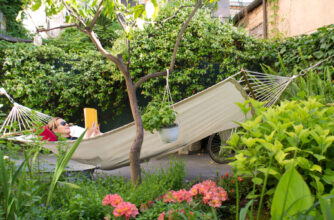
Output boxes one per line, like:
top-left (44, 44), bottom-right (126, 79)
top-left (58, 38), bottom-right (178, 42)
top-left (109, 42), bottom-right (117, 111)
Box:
top-left (169, 0), bottom-right (201, 71)
top-left (127, 39), bottom-right (131, 72)
top-left (158, 5), bottom-right (196, 24)
top-left (61, 0), bottom-right (87, 28)
top-left (134, 70), bottom-right (167, 89)
top-left (0, 34), bottom-right (32, 43)
top-left (37, 24), bottom-right (77, 33)
top-left (116, 13), bottom-right (127, 32)
top-left (88, 0), bottom-right (105, 32)
top-left (134, 0), bottom-right (202, 89)
top-left (88, 31), bottom-right (127, 74)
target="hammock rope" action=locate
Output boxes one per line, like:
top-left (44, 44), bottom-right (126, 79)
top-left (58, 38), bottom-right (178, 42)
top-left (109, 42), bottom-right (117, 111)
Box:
top-left (0, 88), bottom-right (52, 136)
top-left (234, 70), bottom-right (295, 107)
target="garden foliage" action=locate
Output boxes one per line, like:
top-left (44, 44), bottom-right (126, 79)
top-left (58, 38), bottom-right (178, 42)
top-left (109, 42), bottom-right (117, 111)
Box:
top-left (1, 10), bottom-right (333, 126)
top-left (0, 6), bottom-right (268, 125)
top-left (0, 41), bottom-right (126, 124)
top-left (229, 98), bottom-right (334, 200)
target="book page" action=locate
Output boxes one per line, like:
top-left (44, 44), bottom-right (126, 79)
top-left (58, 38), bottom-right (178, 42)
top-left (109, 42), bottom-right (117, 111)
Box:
top-left (84, 108), bottom-right (98, 129)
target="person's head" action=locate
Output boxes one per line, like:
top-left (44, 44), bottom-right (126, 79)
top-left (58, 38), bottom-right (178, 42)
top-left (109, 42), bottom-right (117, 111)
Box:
top-left (47, 117), bottom-right (71, 137)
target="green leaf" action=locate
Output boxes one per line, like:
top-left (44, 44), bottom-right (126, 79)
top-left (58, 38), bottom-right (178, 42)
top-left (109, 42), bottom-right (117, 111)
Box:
top-left (319, 196), bottom-right (333, 220)
top-left (271, 168), bottom-right (313, 220)
top-left (31, 0), bottom-right (42, 11)
top-left (252, 177), bottom-right (263, 185)
top-left (239, 200), bottom-right (253, 220)
top-left (313, 51), bottom-right (324, 59)
top-left (310, 164), bottom-right (322, 173)
top-left (296, 157), bottom-right (310, 169)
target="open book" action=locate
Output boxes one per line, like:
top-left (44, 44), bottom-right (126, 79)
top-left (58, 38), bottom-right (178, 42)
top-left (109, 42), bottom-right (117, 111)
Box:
top-left (84, 108), bottom-right (98, 129)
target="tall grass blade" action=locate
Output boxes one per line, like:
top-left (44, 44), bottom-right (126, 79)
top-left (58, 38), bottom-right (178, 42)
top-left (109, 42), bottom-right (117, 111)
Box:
top-left (46, 130), bottom-right (86, 206)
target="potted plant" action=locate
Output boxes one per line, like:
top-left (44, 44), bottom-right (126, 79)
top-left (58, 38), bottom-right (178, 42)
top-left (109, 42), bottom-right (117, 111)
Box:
top-left (142, 101), bottom-right (178, 143)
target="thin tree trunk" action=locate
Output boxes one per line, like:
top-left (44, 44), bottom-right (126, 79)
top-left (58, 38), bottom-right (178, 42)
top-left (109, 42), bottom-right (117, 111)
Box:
top-left (123, 70), bottom-right (144, 185)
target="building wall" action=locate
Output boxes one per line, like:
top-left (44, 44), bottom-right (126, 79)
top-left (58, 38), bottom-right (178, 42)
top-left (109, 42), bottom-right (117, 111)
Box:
top-left (23, 7), bottom-right (66, 38)
top-left (237, 0), bottom-right (334, 38)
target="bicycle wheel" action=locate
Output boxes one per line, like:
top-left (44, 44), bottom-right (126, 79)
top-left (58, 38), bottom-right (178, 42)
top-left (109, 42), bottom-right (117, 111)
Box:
top-left (207, 129), bottom-right (235, 164)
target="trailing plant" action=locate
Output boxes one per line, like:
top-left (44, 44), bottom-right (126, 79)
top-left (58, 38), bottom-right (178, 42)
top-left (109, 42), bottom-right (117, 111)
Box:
top-left (228, 98), bottom-right (334, 207)
top-left (142, 101), bottom-right (177, 133)
top-left (268, 24), bottom-right (334, 75)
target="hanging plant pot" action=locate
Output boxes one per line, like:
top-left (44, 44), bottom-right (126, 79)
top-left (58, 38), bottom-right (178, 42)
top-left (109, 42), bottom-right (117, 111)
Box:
top-left (158, 124), bottom-right (179, 143)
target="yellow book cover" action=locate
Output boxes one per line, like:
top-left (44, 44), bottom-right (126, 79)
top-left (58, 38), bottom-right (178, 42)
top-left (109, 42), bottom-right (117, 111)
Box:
top-left (84, 108), bottom-right (98, 129)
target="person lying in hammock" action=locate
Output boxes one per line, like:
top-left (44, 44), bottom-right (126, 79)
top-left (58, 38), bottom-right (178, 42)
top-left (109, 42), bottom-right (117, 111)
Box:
top-left (47, 117), bottom-right (100, 141)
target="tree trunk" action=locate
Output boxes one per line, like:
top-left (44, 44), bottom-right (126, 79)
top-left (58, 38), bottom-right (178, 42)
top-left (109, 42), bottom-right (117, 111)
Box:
top-left (123, 69), bottom-right (144, 185)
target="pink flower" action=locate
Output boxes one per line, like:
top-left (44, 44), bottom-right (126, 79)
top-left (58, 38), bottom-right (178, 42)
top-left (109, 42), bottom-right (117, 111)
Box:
top-left (147, 200), bottom-right (154, 207)
top-left (158, 211), bottom-right (165, 220)
top-left (103, 194), bottom-right (123, 207)
top-left (172, 189), bottom-right (192, 203)
top-left (113, 202), bottom-right (138, 220)
top-left (163, 191), bottom-right (176, 203)
top-left (102, 194), bottom-right (116, 206)
top-left (208, 197), bottom-right (222, 207)
top-left (140, 203), bottom-right (148, 212)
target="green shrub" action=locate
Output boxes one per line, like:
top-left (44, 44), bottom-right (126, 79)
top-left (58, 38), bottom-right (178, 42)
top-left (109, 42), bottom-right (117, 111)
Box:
top-left (229, 98), bottom-right (334, 199)
top-left (0, 41), bottom-right (125, 125)
top-left (282, 67), bottom-right (334, 103)
top-left (0, 5), bottom-right (269, 125)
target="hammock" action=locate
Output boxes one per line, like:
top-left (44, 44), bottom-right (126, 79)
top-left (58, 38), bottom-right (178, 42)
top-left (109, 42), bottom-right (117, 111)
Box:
top-left (0, 71), bottom-right (294, 170)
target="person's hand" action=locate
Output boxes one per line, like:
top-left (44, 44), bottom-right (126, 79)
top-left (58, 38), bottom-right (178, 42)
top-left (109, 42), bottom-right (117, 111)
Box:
top-left (86, 122), bottom-right (100, 138)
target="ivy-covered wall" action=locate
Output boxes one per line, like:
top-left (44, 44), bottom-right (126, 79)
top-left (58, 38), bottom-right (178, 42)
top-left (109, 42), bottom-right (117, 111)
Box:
top-left (0, 0), bottom-right (29, 38)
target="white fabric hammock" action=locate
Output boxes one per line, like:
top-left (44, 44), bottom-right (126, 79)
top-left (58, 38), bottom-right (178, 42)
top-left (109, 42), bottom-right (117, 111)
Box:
top-left (1, 71), bottom-right (295, 169)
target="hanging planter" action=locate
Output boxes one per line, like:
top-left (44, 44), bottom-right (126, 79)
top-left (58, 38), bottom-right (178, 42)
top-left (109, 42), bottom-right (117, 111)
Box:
top-left (142, 69), bottom-right (179, 143)
top-left (158, 123), bottom-right (179, 143)
top-left (142, 101), bottom-right (179, 143)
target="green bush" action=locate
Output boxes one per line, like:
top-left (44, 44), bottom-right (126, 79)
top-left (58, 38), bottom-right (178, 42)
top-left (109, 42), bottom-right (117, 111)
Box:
top-left (0, 5), bottom-right (269, 126)
top-left (129, 6), bottom-right (268, 102)
top-left (229, 98), bottom-right (334, 199)
top-left (0, 41), bottom-right (126, 125)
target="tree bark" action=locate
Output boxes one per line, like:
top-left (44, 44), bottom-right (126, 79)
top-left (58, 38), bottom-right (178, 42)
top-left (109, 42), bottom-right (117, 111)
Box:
top-left (123, 70), bottom-right (144, 185)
